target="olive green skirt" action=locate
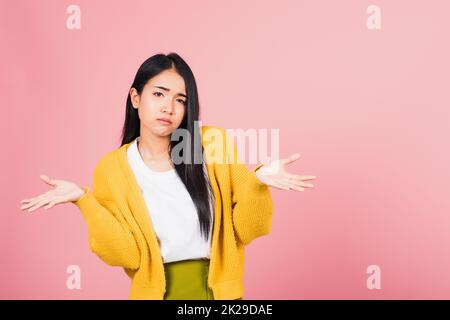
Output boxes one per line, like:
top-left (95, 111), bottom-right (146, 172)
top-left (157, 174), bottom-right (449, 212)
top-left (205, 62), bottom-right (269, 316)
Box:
top-left (163, 258), bottom-right (242, 300)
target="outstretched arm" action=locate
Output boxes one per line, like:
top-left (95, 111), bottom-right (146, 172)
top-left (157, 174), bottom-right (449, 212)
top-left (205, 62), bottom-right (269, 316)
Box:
top-left (73, 164), bottom-right (141, 270)
top-left (223, 131), bottom-right (274, 246)
top-left (20, 164), bottom-right (141, 270)
top-left (224, 131), bottom-right (317, 246)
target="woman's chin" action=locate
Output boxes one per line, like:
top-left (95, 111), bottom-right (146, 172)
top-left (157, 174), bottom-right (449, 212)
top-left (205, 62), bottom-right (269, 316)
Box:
top-left (152, 126), bottom-right (174, 137)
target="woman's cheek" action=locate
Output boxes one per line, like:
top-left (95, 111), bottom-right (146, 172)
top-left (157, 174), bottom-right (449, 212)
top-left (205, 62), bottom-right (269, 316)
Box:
top-left (138, 105), bottom-right (156, 125)
top-left (172, 106), bottom-right (185, 125)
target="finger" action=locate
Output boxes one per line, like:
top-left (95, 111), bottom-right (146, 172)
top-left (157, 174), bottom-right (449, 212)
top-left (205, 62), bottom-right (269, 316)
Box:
top-left (278, 178), bottom-right (307, 191)
top-left (287, 174), bottom-right (317, 181)
top-left (20, 193), bottom-right (51, 210)
top-left (300, 175), bottom-right (317, 180)
top-left (27, 198), bottom-right (51, 213)
top-left (43, 200), bottom-right (57, 210)
top-left (21, 198), bottom-right (34, 205)
top-left (272, 181), bottom-right (291, 191)
top-left (20, 202), bottom-right (34, 210)
top-left (20, 191), bottom-right (50, 209)
top-left (20, 191), bottom-right (51, 204)
top-left (28, 196), bottom-right (62, 213)
top-left (286, 173), bottom-right (302, 180)
top-left (286, 176), bottom-right (315, 186)
top-left (287, 184), bottom-right (305, 192)
top-left (40, 174), bottom-right (57, 187)
top-left (21, 198), bottom-right (43, 210)
top-left (23, 194), bottom-right (55, 211)
top-left (289, 179), bottom-right (314, 188)
top-left (278, 180), bottom-right (295, 191)
top-left (282, 153), bottom-right (301, 165)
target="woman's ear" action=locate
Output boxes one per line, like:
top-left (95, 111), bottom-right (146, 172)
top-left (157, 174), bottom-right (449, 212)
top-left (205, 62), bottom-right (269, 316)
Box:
top-left (130, 88), bottom-right (139, 109)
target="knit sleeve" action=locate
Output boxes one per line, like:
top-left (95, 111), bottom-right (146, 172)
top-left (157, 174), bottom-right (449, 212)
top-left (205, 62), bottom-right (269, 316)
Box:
top-left (223, 130), bottom-right (274, 246)
top-left (72, 163), bottom-right (141, 270)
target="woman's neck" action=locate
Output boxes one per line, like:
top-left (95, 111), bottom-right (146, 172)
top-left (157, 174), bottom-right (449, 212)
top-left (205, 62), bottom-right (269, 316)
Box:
top-left (137, 131), bottom-right (171, 161)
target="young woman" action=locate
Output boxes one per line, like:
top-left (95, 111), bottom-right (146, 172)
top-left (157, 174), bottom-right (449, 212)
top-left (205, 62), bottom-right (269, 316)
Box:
top-left (20, 53), bottom-right (316, 300)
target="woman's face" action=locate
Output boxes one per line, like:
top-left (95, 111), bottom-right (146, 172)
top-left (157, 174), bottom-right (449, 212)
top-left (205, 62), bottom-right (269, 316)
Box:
top-left (130, 68), bottom-right (187, 137)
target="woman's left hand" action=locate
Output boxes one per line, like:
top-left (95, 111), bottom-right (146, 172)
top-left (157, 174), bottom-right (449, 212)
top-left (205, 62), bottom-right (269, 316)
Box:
top-left (255, 153), bottom-right (317, 191)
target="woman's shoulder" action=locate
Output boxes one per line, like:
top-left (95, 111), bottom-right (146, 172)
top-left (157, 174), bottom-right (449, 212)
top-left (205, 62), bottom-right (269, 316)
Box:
top-left (94, 148), bottom-right (121, 176)
top-left (200, 124), bottom-right (230, 139)
top-left (201, 124), bottom-right (224, 133)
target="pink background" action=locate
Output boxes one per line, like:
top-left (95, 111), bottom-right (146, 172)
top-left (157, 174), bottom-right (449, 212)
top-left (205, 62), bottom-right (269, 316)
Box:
top-left (1, 0), bottom-right (450, 299)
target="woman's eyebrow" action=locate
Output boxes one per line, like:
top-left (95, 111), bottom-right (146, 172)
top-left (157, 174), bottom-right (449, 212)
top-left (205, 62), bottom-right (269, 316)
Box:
top-left (153, 85), bottom-right (187, 98)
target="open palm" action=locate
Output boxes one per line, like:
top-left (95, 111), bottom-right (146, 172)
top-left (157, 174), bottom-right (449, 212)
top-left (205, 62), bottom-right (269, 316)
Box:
top-left (255, 153), bottom-right (317, 191)
top-left (20, 175), bottom-right (84, 213)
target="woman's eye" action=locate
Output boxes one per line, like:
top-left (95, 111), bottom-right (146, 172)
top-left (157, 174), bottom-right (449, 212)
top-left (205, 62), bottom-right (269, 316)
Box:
top-left (153, 92), bottom-right (163, 97)
top-left (177, 99), bottom-right (187, 105)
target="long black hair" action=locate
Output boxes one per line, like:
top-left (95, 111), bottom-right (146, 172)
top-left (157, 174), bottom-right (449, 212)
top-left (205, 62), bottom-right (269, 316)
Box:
top-left (121, 53), bottom-right (214, 241)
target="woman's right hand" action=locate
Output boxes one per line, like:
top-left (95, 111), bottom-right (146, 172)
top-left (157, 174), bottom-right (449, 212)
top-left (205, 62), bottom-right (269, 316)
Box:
top-left (20, 175), bottom-right (86, 213)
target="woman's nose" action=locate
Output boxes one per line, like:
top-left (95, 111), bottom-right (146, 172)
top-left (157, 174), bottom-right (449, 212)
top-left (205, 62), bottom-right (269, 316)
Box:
top-left (162, 100), bottom-right (174, 113)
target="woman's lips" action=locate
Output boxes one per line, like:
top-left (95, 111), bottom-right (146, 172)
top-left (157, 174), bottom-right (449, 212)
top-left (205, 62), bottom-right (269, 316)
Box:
top-left (157, 118), bottom-right (172, 125)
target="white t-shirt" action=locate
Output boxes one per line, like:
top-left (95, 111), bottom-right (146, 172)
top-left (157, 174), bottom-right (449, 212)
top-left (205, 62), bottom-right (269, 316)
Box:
top-left (126, 136), bottom-right (214, 264)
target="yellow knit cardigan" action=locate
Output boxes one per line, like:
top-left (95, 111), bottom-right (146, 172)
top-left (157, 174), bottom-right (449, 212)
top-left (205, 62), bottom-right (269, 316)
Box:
top-left (72, 125), bottom-right (273, 299)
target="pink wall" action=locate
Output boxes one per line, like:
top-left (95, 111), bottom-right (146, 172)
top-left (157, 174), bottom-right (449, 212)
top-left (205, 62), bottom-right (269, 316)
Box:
top-left (2, 0), bottom-right (450, 299)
